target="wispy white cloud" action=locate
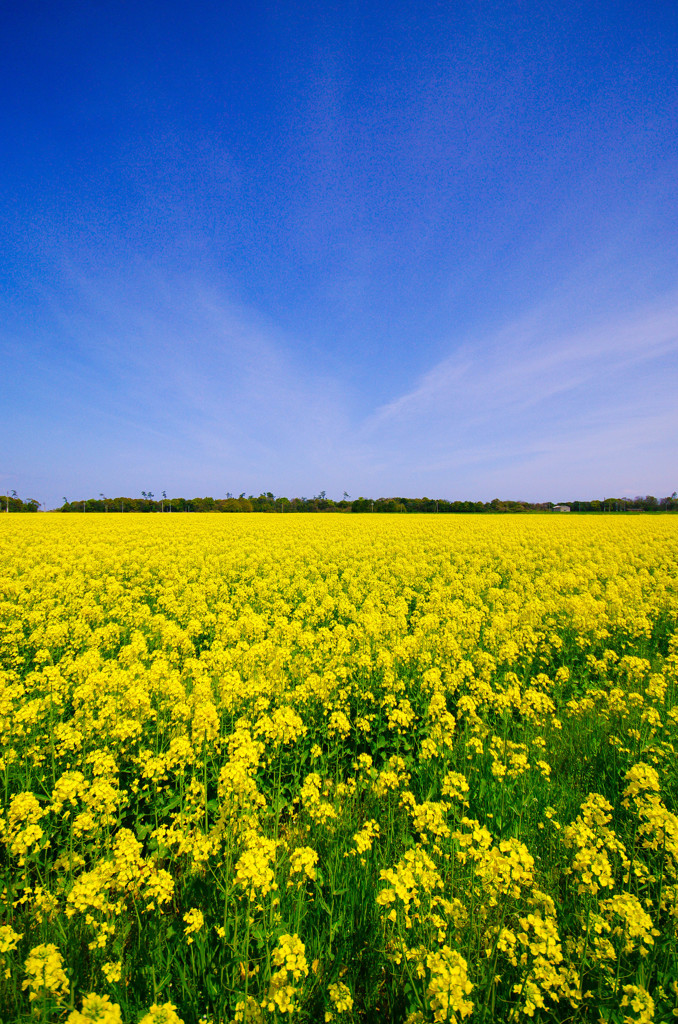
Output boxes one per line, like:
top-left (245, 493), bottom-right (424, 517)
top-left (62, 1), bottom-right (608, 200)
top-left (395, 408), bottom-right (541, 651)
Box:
top-left (369, 293), bottom-right (678, 428)
top-left (355, 289), bottom-right (678, 497)
top-left (4, 263), bottom-right (677, 506)
top-left (14, 266), bottom-right (356, 498)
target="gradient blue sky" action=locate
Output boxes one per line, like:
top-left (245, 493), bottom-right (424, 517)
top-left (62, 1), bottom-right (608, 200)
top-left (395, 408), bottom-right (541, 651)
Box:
top-left (2, 0), bottom-right (677, 507)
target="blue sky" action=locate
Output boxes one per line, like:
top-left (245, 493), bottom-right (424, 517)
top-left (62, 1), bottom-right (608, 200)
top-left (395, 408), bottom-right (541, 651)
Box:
top-left (2, 0), bottom-right (677, 507)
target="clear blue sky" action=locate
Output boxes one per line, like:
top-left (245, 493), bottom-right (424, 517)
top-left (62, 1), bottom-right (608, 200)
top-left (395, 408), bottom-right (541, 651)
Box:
top-left (2, 0), bottom-right (677, 507)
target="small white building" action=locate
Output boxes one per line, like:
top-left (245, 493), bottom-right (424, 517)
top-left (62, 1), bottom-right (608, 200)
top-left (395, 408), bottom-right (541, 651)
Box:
top-left (553, 504), bottom-right (571, 512)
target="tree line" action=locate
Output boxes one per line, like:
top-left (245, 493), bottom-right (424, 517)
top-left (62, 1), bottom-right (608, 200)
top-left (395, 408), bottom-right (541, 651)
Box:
top-left (0, 493), bottom-right (41, 512)
top-left (34, 492), bottom-right (678, 513)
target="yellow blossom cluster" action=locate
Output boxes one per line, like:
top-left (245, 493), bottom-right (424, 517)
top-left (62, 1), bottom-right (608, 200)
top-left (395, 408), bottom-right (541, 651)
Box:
top-left (22, 943), bottom-right (70, 1004)
top-left (265, 933), bottom-right (308, 1014)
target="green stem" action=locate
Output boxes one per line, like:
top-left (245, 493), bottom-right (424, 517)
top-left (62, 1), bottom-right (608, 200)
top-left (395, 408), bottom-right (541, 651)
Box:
top-left (244, 894), bottom-right (252, 1010)
top-left (480, 899), bottom-right (510, 1024)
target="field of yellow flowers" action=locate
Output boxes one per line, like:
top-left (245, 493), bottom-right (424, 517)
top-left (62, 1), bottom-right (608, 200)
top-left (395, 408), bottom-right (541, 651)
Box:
top-left (1, 513), bottom-right (677, 1024)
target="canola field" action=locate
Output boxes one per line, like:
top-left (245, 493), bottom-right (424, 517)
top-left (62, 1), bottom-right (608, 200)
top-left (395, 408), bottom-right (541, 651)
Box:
top-left (1, 513), bottom-right (678, 1024)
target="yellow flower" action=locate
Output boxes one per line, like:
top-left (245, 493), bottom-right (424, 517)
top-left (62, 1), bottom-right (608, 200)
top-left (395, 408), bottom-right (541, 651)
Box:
top-left (265, 934), bottom-right (309, 1014)
top-left (352, 820), bottom-right (380, 857)
top-left (289, 845), bottom-right (319, 884)
top-left (138, 1002), bottom-right (185, 1024)
top-left (232, 995), bottom-right (263, 1022)
top-left (22, 943), bottom-right (70, 1003)
top-left (328, 980), bottom-right (353, 1013)
top-left (601, 893), bottom-right (660, 955)
top-left (235, 831), bottom-right (278, 900)
top-left (67, 993), bottom-right (123, 1023)
top-left (621, 984), bottom-right (655, 1024)
top-left (6, 792), bottom-right (45, 859)
top-left (426, 946), bottom-right (473, 1023)
top-left (102, 961), bottom-right (122, 984)
top-left (0, 925), bottom-right (22, 955)
top-left (183, 908), bottom-right (205, 944)
top-left (441, 771), bottom-right (469, 802)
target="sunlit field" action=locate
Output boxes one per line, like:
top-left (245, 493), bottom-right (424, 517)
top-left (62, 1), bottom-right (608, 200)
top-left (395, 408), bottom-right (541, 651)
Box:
top-left (1, 514), bottom-right (677, 1024)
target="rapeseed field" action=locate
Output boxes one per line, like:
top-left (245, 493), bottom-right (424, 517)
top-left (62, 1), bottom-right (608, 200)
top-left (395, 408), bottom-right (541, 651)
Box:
top-left (1, 513), bottom-right (677, 1023)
